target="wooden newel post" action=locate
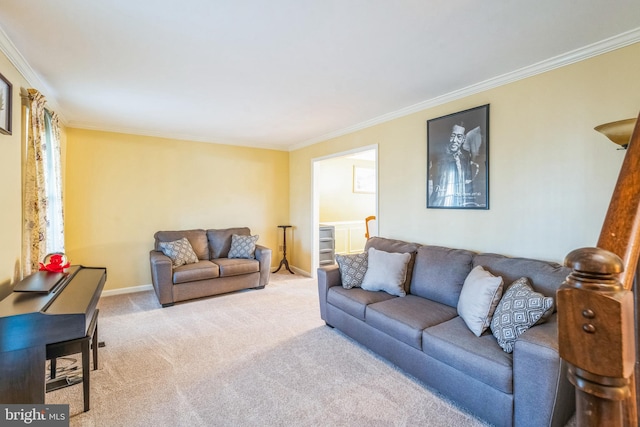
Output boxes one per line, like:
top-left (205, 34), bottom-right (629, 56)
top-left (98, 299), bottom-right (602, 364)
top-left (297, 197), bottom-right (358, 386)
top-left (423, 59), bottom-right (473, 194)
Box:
top-left (557, 247), bottom-right (636, 426)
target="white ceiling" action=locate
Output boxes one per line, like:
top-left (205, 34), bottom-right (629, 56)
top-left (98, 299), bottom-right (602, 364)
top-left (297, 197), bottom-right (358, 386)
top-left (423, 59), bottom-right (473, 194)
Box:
top-left (0, 1), bottom-right (639, 151)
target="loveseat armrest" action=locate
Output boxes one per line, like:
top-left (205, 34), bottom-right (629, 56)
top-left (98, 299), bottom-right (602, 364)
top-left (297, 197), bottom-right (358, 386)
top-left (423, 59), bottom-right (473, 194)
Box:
top-left (513, 315), bottom-right (575, 427)
top-left (254, 244), bottom-right (272, 288)
top-left (317, 264), bottom-right (341, 322)
top-left (149, 250), bottom-right (175, 307)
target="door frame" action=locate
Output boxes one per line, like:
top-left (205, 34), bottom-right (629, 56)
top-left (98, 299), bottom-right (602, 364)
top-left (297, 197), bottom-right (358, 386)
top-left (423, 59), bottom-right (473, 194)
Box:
top-left (310, 144), bottom-right (378, 276)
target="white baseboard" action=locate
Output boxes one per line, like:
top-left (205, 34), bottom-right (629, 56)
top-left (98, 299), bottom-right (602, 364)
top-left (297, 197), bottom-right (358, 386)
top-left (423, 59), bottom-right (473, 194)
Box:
top-left (102, 283), bottom-right (153, 297)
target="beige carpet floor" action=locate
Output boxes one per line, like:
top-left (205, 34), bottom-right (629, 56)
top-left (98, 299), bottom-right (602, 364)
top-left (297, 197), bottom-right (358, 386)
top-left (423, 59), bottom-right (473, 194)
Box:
top-left (46, 273), bottom-right (504, 426)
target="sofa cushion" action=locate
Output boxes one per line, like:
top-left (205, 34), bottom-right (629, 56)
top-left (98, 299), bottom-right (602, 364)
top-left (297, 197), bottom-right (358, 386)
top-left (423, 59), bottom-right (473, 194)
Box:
top-left (158, 237), bottom-right (200, 267)
top-left (457, 265), bottom-right (504, 337)
top-left (365, 237), bottom-right (419, 293)
top-left (155, 229), bottom-right (208, 260)
top-left (366, 295), bottom-right (457, 350)
top-left (361, 248), bottom-right (411, 297)
top-left (228, 234), bottom-right (259, 259)
top-left (490, 277), bottom-right (555, 353)
top-left (423, 316), bottom-right (514, 394)
top-left (213, 258), bottom-right (260, 277)
top-left (336, 252), bottom-right (368, 289)
top-left (410, 245), bottom-right (474, 307)
top-left (207, 227), bottom-right (251, 259)
top-left (173, 260), bottom-right (220, 284)
top-left (327, 287), bottom-right (396, 321)
top-left (472, 253), bottom-right (569, 300)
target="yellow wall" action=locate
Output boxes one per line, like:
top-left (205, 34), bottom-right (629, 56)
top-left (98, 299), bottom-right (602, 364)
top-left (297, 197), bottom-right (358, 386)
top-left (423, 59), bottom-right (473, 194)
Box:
top-left (318, 156), bottom-right (376, 222)
top-left (0, 52), bottom-right (26, 297)
top-left (64, 129), bottom-right (289, 291)
top-left (290, 43), bottom-right (640, 274)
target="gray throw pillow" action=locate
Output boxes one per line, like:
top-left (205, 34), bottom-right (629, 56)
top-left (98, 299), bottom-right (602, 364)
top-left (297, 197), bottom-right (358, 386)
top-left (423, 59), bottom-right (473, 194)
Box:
top-left (457, 265), bottom-right (504, 337)
top-left (490, 277), bottom-right (555, 353)
top-left (360, 247), bottom-right (411, 297)
top-left (228, 234), bottom-right (259, 259)
top-left (336, 252), bottom-right (368, 289)
top-left (159, 237), bottom-right (199, 267)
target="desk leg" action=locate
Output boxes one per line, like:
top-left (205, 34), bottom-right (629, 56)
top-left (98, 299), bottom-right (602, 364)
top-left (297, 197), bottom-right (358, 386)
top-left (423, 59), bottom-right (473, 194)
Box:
top-left (82, 339), bottom-right (90, 412)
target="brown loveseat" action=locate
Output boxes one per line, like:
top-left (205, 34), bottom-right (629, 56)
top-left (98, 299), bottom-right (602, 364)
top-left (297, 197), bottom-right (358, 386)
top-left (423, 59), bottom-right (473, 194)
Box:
top-left (149, 227), bottom-right (272, 307)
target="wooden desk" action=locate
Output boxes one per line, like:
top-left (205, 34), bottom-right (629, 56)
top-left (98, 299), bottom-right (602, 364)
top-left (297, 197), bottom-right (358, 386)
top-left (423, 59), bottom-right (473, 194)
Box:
top-left (0, 266), bottom-right (106, 404)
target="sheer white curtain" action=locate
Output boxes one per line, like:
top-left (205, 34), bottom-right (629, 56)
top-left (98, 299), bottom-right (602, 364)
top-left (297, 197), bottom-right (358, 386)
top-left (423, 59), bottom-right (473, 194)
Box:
top-left (23, 89), bottom-right (64, 275)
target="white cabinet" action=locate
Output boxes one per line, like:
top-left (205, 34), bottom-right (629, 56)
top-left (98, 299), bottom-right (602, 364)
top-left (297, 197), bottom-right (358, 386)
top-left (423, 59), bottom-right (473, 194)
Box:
top-left (319, 225), bottom-right (335, 265)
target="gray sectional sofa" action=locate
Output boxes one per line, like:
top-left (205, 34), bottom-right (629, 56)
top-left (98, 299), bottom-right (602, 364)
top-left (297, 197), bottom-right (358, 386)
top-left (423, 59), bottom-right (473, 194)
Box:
top-left (150, 227), bottom-right (271, 307)
top-left (317, 236), bottom-right (575, 427)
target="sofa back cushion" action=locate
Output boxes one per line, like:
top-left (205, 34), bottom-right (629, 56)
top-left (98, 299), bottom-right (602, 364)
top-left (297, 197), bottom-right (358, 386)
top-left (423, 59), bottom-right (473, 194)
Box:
top-left (472, 253), bottom-right (570, 301)
top-left (410, 245), bottom-right (475, 307)
top-left (154, 229), bottom-right (209, 261)
top-left (207, 227), bottom-right (251, 259)
top-left (364, 237), bottom-right (419, 294)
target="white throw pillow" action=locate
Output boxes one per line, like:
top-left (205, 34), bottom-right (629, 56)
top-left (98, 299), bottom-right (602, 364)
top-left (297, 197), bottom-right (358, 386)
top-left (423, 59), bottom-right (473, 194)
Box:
top-left (457, 265), bottom-right (504, 337)
top-left (360, 247), bottom-right (411, 297)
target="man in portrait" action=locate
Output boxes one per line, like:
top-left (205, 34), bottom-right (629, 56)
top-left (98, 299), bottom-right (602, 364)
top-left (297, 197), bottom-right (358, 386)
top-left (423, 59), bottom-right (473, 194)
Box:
top-left (428, 123), bottom-right (482, 207)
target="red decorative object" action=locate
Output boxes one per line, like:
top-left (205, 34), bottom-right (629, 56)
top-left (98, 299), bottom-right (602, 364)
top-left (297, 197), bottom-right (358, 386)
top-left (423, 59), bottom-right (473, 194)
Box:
top-left (39, 253), bottom-right (70, 273)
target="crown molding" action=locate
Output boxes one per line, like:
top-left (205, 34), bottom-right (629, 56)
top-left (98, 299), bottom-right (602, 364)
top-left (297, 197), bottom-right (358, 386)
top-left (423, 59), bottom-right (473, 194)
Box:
top-left (0, 25), bottom-right (66, 122)
top-left (289, 27), bottom-right (640, 151)
top-left (66, 121), bottom-right (290, 151)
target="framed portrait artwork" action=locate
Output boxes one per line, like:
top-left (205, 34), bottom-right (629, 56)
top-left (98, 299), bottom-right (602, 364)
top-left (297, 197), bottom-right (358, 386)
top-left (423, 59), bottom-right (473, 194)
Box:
top-left (427, 104), bottom-right (489, 209)
top-left (0, 72), bottom-right (11, 135)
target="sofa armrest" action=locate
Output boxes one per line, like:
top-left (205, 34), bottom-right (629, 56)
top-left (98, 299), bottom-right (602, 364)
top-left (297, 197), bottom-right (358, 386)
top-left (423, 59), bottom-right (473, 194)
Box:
top-left (317, 264), bottom-right (341, 322)
top-left (254, 244), bottom-right (272, 288)
top-left (513, 315), bottom-right (575, 427)
top-left (149, 250), bottom-right (175, 306)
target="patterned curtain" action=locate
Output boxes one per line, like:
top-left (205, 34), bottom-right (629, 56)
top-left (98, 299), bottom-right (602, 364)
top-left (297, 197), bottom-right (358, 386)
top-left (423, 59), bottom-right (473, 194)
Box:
top-left (22, 89), bottom-right (64, 275)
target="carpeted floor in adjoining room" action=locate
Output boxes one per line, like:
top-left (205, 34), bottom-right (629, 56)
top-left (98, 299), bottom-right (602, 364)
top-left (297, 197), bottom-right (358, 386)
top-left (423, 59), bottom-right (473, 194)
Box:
top-left (46, 272), bottom-right (499, 426)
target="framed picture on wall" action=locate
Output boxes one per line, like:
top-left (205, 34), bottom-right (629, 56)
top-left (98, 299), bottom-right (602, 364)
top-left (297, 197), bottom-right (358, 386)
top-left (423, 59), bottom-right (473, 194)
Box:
top-left (0, 72), bottom-right (12, 135)
top-left (353, 166), bottom-right (375, 193)
top-left (427, 104), bottom-right (489, 209)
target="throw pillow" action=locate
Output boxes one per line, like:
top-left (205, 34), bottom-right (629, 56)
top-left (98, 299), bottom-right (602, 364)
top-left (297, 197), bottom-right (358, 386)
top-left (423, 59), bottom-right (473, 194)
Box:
top-left (490, 277), bottom-right (555, 353)
top-left (336, 252), bottom-right (368, 289)
top-left (360, 247), bottom-right (411, 297)
top-left (228, 234), bottom-right (259, 259)
top-left (159, 237), bottom-right (199, 267)
top-left (457, 265), bottom-right (504, 337)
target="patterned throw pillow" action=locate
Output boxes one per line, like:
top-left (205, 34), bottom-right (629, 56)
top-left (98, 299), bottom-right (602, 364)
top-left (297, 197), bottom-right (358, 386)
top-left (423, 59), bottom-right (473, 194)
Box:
top-left (336, 252), bottom-right (368, 289)
top-left (228, 234), bottom-right (259, 259)
top-left (159, 237), bottom-right (199, 267)
top-left (490, 277), bottom-right (555, 353)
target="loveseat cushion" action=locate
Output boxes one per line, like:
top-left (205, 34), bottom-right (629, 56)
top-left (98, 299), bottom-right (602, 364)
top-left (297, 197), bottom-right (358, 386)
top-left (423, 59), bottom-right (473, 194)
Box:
top-left (472, 253), bottom-right (570, 299)
top-left (213, 258), bottom-right (260, 277)
top-left (207, 228), bottom-right (251, 259)
top-left (327, 287), bottom-right (395, 321)
top-left (366, 295), bottom-right (457, 350)
top-left (410, 245), bottom-right (474, 307)
top-left (423, 316), bottom-right (513, 394)
top-left (155, 229), bottom-right (209, 261)
top-left (173, 260), bottom-right (220, 284)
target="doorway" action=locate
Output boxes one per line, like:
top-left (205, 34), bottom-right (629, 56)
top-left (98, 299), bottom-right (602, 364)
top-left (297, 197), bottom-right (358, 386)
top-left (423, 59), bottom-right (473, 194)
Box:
top-left (311, 145), bottom-right (378, 276)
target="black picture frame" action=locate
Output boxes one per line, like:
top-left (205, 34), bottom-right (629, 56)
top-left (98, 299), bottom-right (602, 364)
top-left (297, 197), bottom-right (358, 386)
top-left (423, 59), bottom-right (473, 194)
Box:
top-left (427, 104), bottom-right (489, 209)
top-left (0, 72), bottom-right (12, 135)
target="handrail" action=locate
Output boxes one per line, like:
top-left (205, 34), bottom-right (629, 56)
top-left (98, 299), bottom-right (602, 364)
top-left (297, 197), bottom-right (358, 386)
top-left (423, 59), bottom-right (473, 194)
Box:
top-left (557, 111), bottom-right (640, 426)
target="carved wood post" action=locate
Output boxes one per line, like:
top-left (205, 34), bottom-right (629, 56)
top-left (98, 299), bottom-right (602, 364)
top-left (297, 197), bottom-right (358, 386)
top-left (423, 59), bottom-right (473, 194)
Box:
top-left (558, 247), bottom-right (635, 426)
top-left (558, 111), bottom-right (640, 426)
